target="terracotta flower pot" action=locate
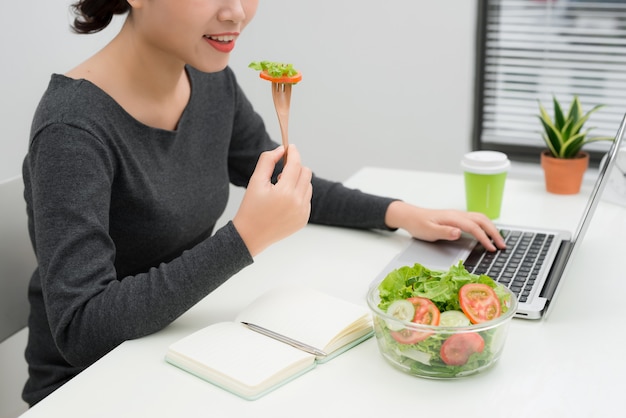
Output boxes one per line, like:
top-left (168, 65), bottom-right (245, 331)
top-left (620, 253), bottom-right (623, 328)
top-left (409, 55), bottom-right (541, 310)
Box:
top-left (540, 151), bottom-right (589, 195)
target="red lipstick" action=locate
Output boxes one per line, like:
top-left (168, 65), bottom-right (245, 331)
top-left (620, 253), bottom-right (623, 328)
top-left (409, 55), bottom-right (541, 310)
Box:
top-left (204, 33), bottom-right (237, 53)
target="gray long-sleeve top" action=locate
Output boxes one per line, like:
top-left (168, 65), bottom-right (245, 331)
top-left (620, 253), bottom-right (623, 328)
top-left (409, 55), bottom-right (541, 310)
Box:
top-left (21, 66), bottom-right (395, 405)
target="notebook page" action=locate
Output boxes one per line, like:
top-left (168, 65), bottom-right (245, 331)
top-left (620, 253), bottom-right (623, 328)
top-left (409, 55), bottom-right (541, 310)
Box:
top-left (235, 286), bottom-right (371, 352)
top-left (166, 322), bottom-right (315, 398)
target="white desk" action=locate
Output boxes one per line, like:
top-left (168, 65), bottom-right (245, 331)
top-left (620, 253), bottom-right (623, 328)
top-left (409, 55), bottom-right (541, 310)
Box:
top-left (20, 167), bottom-right (626, 418)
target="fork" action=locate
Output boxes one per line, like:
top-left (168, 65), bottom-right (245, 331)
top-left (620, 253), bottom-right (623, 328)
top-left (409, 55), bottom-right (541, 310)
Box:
top-left (271, 82), bottom-right (293, 164)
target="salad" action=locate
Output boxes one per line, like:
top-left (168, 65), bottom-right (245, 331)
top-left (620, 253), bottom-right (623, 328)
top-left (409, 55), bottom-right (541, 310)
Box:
top-left (249, 61), bottom-right (303, 84)
top-left (371, 261), bottom-right (514, 378)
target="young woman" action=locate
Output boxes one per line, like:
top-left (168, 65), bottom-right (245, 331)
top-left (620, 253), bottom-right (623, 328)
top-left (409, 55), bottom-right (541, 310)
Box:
top-left (21, 0), bottom-right (505, 406)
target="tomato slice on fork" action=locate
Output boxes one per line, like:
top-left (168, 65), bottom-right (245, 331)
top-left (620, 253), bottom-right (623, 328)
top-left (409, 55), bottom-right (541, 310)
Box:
top-left (259, 70), bottom-right (302, 84)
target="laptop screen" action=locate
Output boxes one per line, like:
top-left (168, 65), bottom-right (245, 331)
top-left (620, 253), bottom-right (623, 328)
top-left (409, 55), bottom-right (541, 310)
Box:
top-left (540, 112), bottom-right (626, 318)
top-left (571, 113), bottom-right (626, 246)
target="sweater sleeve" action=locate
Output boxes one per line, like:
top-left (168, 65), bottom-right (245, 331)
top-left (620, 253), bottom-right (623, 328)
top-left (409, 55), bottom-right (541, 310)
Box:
top-left (309, 176), bottom-right (397, 230)
top-left (25, 123), bottom-right (253, 367)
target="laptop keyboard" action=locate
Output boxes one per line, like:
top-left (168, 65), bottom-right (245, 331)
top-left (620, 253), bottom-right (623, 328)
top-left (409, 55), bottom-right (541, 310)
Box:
top-left (463, 229), bottom-right (555, 303)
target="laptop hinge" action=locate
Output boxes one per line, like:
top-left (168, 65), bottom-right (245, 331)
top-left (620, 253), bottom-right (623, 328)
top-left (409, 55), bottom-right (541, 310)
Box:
top-left (540, 240), bottom-right (573, 301)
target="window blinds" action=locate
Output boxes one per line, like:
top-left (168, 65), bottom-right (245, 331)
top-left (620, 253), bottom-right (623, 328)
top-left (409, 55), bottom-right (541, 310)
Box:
top-left (474, 0), bottom-right (626, 162)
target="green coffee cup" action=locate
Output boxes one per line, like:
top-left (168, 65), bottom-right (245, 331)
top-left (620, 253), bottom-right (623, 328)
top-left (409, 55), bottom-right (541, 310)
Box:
top-left (461, 151), bottom-right (510, 219)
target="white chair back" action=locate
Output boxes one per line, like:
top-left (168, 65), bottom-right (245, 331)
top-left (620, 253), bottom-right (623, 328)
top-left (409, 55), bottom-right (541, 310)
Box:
top-left (0, 175), bottom-right (35, 342)
top-left (0, 175), bottom-right (34, 416)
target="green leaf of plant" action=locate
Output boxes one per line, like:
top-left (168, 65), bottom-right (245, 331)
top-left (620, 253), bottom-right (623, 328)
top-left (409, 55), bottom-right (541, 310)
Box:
top-left (561, 132), bottom-right (587, 158)
top-left (538, 104), bottom-right (564, 155)
top-left (553, 96), bottom-right (566, 130)
top-left (538, 96), bottom-right (612, 158)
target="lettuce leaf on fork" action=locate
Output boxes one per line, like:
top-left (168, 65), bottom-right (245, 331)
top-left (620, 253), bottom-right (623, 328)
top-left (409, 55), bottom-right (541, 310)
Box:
top-left (248, 61), bottom-right (299, 78)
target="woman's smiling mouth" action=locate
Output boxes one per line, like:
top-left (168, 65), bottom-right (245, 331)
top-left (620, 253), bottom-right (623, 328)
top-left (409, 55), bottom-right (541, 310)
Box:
top-left (203, 34), bottom-right (237, 53)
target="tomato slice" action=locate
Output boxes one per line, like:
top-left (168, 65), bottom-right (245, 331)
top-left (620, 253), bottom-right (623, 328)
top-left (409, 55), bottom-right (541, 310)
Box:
top-left (389, 328), bottom-right (426, 345)
top-left (440, 332), bottom-right (485, 366)
top-left (407, 297), bottom-right (441, 325)
top-left (259, 70), bottom-right (302, 84)
top-left (390, 297), bottom-right (440, 344)
top-left (458, 283), bottom-right (501, 324)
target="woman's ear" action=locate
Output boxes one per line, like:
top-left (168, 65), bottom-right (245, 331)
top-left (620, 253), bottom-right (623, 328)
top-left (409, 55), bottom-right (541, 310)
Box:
top-left (126, 0), bottom-right (143, 9)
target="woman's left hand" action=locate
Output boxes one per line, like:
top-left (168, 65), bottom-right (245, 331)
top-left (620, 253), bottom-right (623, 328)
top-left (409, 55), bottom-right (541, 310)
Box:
top-left (384, 201), bottom-right (506, 252)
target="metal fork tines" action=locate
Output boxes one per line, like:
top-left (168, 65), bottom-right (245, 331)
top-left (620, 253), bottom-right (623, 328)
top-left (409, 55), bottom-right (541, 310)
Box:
top-left (271, 82), bottom-right (292, 163)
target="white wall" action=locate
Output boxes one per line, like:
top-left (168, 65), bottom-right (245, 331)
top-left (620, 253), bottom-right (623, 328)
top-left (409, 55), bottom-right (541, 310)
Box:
top-left (1, 0), bottom-right (477, 183)
top-left (0, 1), bottom-right (120, 181)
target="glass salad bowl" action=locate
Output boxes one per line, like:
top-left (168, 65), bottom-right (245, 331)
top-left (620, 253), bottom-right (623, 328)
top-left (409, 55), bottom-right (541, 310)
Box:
top-left (366, 270), bottom-right (517, 379)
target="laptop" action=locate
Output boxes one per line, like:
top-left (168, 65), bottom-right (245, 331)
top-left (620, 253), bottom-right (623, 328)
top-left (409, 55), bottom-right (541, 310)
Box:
top-left (371, 112), bottom-right (626, 320)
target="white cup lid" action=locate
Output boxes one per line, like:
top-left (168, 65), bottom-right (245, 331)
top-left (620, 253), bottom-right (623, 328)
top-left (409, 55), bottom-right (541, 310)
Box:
top-left (461, 151), bottom-right (511, 174)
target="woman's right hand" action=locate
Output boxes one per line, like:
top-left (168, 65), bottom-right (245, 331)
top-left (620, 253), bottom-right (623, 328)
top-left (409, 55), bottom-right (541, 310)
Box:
top-left (233, 145), bottom-right (313, 257)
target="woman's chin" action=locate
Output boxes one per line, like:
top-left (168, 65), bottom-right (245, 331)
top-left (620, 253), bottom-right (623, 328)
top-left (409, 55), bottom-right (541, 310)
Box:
top-left (190, 58), bottom-right (230, 74)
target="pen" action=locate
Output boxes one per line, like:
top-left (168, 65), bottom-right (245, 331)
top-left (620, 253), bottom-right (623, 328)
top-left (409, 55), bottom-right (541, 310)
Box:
top-left (240, 322), bottom-right (328, 357)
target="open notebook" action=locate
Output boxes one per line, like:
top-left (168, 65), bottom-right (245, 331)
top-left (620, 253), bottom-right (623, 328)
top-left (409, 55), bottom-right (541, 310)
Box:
top-left (165, 285), bottom-right (373, 400)
top-left (372, 112), bottom-right (626, 320)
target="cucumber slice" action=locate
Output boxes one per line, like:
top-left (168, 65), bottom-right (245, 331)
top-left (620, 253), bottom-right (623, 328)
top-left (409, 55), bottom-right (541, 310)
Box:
top-left (439, 310), bottom-right (471, 327)
top-left (385, 299), bottom-right (415, 331)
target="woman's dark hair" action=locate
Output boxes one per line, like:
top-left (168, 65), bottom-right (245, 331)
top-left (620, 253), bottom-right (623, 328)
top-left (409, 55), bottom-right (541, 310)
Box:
top-left (71, 0), bottom-right (130, 34)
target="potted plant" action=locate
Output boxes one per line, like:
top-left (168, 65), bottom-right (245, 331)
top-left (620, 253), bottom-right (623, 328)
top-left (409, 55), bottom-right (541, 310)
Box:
top-left (537, 95), bottom-right (614, 194)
